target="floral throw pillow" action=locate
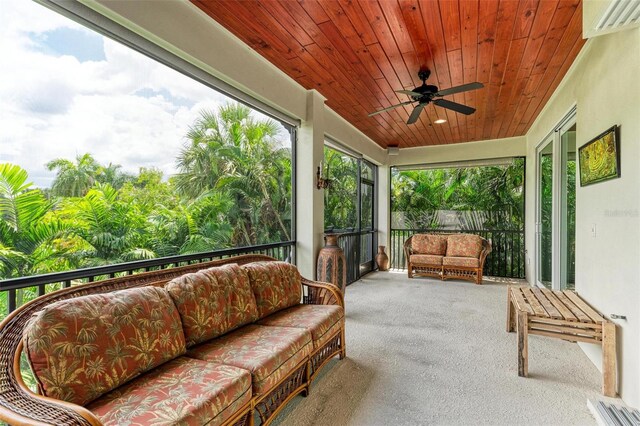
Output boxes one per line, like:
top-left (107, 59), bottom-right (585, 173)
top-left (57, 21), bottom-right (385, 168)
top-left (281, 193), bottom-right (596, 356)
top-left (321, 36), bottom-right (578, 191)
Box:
top-left (411, 234), bottom-right (448, 255)
top-left (242, 261), bottom-right (302, 319)
top-left (446, 234), bottom-right (483, 258)
top-left (166, 263), bottom-right (259, 347)
top-left (23, 286), bottom-right (186, 406)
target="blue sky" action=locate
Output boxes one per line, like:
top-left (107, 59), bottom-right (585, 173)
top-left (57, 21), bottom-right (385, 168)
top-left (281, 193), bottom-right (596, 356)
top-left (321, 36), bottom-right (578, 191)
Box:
top-left (32, 26), bottom-right (106, 62)
top-left (0, 0), bottom-right (285, 188)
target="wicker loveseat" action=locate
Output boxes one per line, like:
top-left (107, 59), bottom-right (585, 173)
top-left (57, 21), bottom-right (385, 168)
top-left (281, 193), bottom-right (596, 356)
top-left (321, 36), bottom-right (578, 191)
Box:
top-left (404, 233), bottom-right (491, 284)
top-left (0, 255), bottom-right (345, 426)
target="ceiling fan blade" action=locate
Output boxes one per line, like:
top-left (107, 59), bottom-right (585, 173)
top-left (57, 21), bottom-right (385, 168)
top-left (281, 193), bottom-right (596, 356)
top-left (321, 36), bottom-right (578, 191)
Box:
top-left (407, 103), bottom-right (426, 124)
top-left (368, 101), bottom-right (414, 117)
top-left (435, 82), bottom-right (484, 97)
top-left (433, 99), bottom-right (476, 115)
top-left (395, 89), bottom-right (423, 97)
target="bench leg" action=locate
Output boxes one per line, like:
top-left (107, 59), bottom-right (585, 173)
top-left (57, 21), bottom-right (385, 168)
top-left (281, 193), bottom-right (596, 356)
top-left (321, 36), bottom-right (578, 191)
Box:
top-left (408, 262), bottom-right (413, 278)
top-left (602, 321), bottom-right (617, 397)
top-left (507, 290), bottom-right (515, 333)
top-left (517, 310), bottom-right (528, 377)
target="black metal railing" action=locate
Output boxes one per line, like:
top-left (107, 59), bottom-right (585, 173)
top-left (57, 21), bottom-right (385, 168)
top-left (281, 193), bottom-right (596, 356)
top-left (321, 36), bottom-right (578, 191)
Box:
top-left (0, 241), bottom-right (294, 318)
top-left (328, 229), bottom-right (376, 285)
top-left (390, 228), bottom-right (525, 279)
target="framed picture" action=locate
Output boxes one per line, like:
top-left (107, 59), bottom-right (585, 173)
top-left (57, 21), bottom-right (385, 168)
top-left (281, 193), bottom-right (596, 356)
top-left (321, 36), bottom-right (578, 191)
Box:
top-left (578, 125), bottom-right (620, 186)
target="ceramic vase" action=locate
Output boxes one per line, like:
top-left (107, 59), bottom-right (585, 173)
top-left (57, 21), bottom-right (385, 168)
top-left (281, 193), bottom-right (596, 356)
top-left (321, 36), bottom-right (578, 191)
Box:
top-left (317, 234), bottom-right (347, 294)
top-left (376, 245), bottom-right (390, 271)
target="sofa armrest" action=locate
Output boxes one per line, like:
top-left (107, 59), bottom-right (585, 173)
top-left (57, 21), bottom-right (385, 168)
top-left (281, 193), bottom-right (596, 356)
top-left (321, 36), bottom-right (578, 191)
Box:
top-left (403, 236), bottom-right (414, 260)
top-left (479, 238), bottom-right (492, 269)
top-left (301, 278), bottom-right (344, 308)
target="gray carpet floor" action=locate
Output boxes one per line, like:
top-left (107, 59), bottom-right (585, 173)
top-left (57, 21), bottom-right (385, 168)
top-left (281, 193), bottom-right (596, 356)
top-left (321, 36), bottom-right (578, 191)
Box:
top-left (272, 271), bottom-right (606, 426)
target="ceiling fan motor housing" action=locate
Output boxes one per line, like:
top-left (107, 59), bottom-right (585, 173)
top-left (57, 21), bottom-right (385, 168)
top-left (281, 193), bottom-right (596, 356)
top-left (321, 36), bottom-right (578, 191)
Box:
top-left (411, 84), bottom-right (439, 101)
top-left (417, 68), bottom-right (430, 81)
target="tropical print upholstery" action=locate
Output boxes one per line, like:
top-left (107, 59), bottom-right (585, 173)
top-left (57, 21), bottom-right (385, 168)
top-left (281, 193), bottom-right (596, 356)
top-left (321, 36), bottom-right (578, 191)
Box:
top-left (410, 254), bottom-right (444, 266)
top-left (242, 261), bottom-right (302, 319)
top-left (166, 263), bottom-right (259, 346)
top-left (23, 286), bottom-right (186, 406)
top-left (411, 234), bottom-right (448, 255)
top-left (88, 356), bottom-right (251, 426)
top-left (257, 304), bottom-right (344, 349)
top-left (187, 324), bottom-right (312, 395)
top-left (443, 256), bottom-right (480, 268)
top-left (446, 234), bottom-right (483, 258)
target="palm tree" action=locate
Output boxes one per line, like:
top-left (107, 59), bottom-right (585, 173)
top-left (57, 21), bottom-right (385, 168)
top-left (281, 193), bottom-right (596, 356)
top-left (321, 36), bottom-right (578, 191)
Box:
top-left (175, 104), bottom-right (292, 246)
top-left (46, 153), bottom-right (100, 197)
top-left (96, 163), bottom-right (135, 190)
top-left (0, 163), bottom-right (69, 278)
top-left (323, 147), bottom-right (359, 230)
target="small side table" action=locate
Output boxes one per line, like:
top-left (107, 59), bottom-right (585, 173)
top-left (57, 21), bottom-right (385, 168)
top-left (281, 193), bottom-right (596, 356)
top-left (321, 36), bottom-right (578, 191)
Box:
top-left (507, 285), bottom-right (617, 397)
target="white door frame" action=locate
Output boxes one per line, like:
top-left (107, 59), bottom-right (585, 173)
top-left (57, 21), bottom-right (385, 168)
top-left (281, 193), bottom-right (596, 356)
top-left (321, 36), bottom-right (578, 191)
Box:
top-left (534, 106), bottom-right (576, 290)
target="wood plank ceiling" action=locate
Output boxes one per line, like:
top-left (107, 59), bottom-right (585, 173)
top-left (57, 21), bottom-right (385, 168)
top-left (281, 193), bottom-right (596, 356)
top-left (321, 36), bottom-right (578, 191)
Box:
top-left (192, 0), bottom-right (586, 148)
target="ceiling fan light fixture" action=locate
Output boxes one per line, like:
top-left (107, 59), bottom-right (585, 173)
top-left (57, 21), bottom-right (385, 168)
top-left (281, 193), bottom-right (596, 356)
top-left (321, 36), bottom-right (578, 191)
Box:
top-left (434, 118), bottom-right (447, 124)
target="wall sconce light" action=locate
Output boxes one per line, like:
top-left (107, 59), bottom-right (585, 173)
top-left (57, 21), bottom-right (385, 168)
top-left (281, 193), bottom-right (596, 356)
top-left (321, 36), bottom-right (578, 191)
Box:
top-left (316, 165), bottom-right (332, 190)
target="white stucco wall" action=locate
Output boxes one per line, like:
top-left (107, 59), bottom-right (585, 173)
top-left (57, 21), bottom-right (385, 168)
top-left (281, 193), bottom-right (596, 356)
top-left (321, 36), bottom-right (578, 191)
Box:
top-left (525, 28), bottom-right (640, 406)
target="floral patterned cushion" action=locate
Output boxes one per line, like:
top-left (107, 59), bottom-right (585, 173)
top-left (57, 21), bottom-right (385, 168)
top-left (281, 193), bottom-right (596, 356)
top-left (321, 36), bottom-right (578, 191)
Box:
top-left (446, 234), bottom-right (483, 258)
top-left (411, 234), bottom-right (448, 255)
top-left (409, 254), bottom-right (444, 266)
top-left (242, 262), bottom-right (303, 319)
top-left (166, 263), bottom-right (259, 346)
top-left (87, 356), bottom-right (251, 426)
top-left (23, 286), bottom-right (186, 406)
top-left (187, 324), bottom-right (312, 395)
top-left (443, 256), bottom-right (480, 268)
top-left (257, 304), bottom-right (344, 349)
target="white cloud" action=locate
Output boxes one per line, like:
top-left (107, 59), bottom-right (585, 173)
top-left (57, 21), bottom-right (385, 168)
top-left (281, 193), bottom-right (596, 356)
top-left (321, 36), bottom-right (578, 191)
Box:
top-left (0, 0), bottom-right (284, 188)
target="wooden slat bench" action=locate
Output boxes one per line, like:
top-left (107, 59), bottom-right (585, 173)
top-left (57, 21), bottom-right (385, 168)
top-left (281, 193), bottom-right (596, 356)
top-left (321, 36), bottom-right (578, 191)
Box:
top-left (506, 286), bottom-right (617, 397)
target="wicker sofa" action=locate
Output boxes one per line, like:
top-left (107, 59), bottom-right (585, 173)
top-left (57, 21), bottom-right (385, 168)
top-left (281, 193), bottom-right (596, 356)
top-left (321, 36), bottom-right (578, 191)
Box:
top-left (0, 255), bottom-right (345, 426)
top-left (404, 233), bottom-right (491, 284)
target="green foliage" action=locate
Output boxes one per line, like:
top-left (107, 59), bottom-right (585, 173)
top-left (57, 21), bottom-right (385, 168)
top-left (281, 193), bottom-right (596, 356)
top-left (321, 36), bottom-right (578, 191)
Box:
top-left (0, 164), bottom-right (70, 278)
top-left (56, 183), bottom-right (155, 266)
top-left (46, 154), bottom-right (135, 198)
top-left (323, 147), bottom-right (358, 230)
top-left (391, 159), bottom-right (525, 230)
top-left (175, 104), bottom-right (292, 246)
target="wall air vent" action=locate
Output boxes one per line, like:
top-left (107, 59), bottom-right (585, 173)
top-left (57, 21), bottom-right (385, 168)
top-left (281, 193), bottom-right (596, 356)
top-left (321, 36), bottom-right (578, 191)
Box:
top-left (592, 0), bottom-right (640, 35)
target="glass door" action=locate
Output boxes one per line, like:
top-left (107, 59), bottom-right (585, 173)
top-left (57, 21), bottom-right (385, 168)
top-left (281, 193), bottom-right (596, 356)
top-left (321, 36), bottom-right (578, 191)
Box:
top-left (536, 139), bottom-right (554, 288)
top-left (535, 109), bottom-right (576, 290)
top-left (560, 124), bottom-right (577, 290)
top-left (359, 161), bottom-right (376, 275)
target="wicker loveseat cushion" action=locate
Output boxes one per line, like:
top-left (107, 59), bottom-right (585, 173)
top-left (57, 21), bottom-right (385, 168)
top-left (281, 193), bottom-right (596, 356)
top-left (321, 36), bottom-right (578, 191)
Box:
top-left (87, 356), bottom-right (251, 426)
top-left (23, 286), bottom-right (186, 406)
top-left (166, 263), bottom-right (259, 346)
top-left (242, 261), bottom-right (303, 319)
top-left (258, 304), bottom-right (344, 349)
top-left (446, 234), bottom-right (483, 258)
top-left (411, 234), bottom-right (448, 255)
top-left (443, 256), bottom-right (480, 268)
top-left (410, 254), bottom-right (444, 266)
top-left (187, 324), bottom-right (312, 395)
